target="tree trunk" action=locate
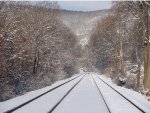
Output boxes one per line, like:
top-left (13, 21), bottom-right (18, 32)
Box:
top-left (143, 43), bottom-right (148, 86)
top-left (143, 3), bottom-right (150, 89)
top-left (144, 44), bottom-right (150, 88)
top-left (136, 47), bottom-right (141, 90)
top-left (119, 22), bottom-right (124, 77)
top-left (33, 52), bottom-right (39, 74)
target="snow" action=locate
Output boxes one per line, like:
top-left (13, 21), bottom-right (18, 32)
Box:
top-left (0, 72), bottom-right (150, 113)
top-left (93, 74), bottom-right (142, 113)
top-left (0, 74), bottom-right (80, 113)
top-left (52, 74), bottom-right (109, 113)
top-left (12, 75), bottom-right (83, 113)
top-left (92, 72), bottom-right (150, 113)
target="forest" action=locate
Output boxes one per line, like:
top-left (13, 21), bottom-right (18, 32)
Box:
top-left (0, 1), bottom-right (80, 101)
top-left (87, 1), bottom-right (150, 99)
top-left (0, 1), bottom-right (150, 101)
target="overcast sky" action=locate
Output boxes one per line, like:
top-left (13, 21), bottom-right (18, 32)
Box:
top-left (58, 1), bottom-right (112, 11)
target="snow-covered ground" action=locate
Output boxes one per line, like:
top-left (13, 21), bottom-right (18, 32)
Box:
top-left (0, 74), bottom-right (80, 113)
top-left (96, 73), bottom-right (150, 104)
top-left (91, 72), bottom-right (150, 113)
top-left (0, 72), bottom-right (150, 113)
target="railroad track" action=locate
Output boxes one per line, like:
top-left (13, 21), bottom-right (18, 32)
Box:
top-left (1, 73), bottom-right (149, 113)
top-left (4, 74), bottom-right (85, 113)
top-left (93, 75), bottom-right (147, 113)
top-left (48, 75), bottom-right (85, 113)
top-left (92, 75), bottom-right (111, 113)
top-left (51, 74), bottom-right (110, 113)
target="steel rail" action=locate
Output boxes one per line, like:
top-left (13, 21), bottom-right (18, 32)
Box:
top-left (92, 75), bottom-right (111, 113)
top-left (48, 74), bottom-right (85, 113)
top-left (5, 75), bottom-right (82, 113)
top-left (96, 75), bottom-right (145, 113)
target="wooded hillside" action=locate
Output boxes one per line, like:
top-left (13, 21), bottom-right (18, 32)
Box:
top-left (0, 1), bottom-right (79, 101)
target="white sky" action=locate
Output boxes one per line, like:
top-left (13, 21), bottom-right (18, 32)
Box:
top-left (58, 1), bottom-right (112, 11)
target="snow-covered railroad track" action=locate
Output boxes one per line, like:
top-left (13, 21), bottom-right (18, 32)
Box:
top-left (2, 74), bottom-right (85, 113)
top-left (1, 73), bottom-right (150, 113)
top-left (51, 74), bottom-right (110, 113)
top-left (93, 74), bottom-right (150, 113)
top-left (94, 75), bottom-right (146, 113)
